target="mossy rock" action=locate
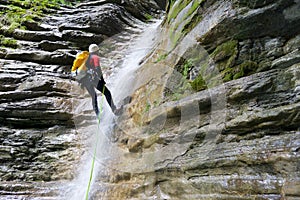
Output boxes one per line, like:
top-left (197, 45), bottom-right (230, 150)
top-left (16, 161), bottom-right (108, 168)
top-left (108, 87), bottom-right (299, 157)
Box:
top-left (239, 60), bottom-right (258, 74)
top-left (183, 14), bottom-right (203, 35)
top-left (168, 0), bottom-right (206, 47)
top-left (221, 60), bottom-right (258, 82)
top-left (211, 40), bottom-right (238, 63)
top-left (233, 60), bottom-right (258, 79)
top-left (209, 40), bottom-right (239, 82)
top-left (220, 66), bottom-right (233, 82)
top-left (167, 0), bottom-right (193, 23)
top-left (174, 58), bottom-right (194, 78)
top-left (0, 0), bottom-right (74, 33)
top-left (190, 74), bottom-right (207, 91)
top-left (223, 72), bottom-right (233, 82)
top-left (0, 36), bottom-right (19, 48)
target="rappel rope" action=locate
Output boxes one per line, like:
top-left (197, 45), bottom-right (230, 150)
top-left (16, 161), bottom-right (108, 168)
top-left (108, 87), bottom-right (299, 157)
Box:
top-left (85, 87), bottom-right (106, 200)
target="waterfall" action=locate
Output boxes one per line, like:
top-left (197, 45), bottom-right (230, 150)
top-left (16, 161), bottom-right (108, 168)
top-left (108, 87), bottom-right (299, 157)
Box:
top-left (111, 19), bottom-right (162, 105)
top-left (63, 19), bottom-right (162, 200)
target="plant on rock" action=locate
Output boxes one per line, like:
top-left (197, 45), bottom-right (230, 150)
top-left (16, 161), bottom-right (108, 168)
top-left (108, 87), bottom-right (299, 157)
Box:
top-left (0, 0), bottom-right (83, 47)
top-left (0, 35), bottom-right (19, 48)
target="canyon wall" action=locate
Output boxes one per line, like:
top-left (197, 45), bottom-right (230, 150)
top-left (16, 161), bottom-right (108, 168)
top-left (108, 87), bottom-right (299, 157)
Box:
top-left (104, 0), bottom-right (300, 199)
top-left (0, 0), bottom-right (162, 198)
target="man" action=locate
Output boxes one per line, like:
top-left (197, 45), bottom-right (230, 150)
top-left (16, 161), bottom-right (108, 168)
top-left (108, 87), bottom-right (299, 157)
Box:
top-left (72, 44), bottom-right (121, 116)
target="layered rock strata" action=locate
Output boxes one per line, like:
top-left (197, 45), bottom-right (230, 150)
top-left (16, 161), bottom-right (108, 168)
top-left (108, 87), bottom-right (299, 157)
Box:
top-left (0, 0), bottom-right (163, 198)
top-left (101, 0), bottom-right (300, 199)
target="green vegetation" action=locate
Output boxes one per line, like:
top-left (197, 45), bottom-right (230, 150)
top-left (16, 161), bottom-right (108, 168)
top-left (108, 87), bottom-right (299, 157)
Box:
top-left (211, 40), bottom-right (238, 82)
top-left (210, 40), bottom-right (259, 82)
top-left (179, 59), bottom-right (208, 92)
top-left (144, 102), bottom-right (151, 113)
top-left (1, 0), bottom-right (58, 30)
top-left (233, 60), bottom-right (258, 80)
top-left (154, 53), bottom-right (168, 63)
top-left (163, 1), bottom-right (262, 96)
top-left (183, 14), bottom-right (202, 35)
top-left (168, 0), bottom-right (206, 48)
top-left (144, 13), bottom-right (154, 21)
top-left (167, 0), bottom-right (193, 23)
top-left (171, 92), bottom-right (183, 101)
top-left (211, 40), bottom-right (238, 69)
top-left (190, 73), bottom-right (207, 91)
top-left (0, 35), bottom-right (19, 48)
top-left (182, 59), bottom-right (192, 78)
top-left (0, 0), bottom-right (81, 47)
top-left (186, 0), bottom-right (205, 20)
top-left (170, 30), bottom-right (182, 47)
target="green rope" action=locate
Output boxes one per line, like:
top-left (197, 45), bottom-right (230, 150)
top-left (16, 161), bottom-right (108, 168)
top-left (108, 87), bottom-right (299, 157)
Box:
top-left (85, 86), bottom-right (106, 200)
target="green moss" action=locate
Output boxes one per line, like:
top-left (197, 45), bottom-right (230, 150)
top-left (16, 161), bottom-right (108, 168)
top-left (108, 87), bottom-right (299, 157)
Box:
top-left (240, 60), bottom-right (258, 73)
top-left (168, 0), bottom-right (206, 48)
top-left (233, 60), bottom-right (258, 80)
top-left (167, 0), bottom-right (193, 24)
top-left (183, 14), bottom-right (202, 35)
top-left (144, 13), bottom-right (153, 21)
top-left (154, 53), bottom-right (168, 63)
top-left (0, 0), bottom-right (80, 32)
top-left (163, 58), bottom-right (195, 101)
top-left (211, 40), bottom-right (238, 63)
top-left (233, 70), bottom-right (244, 80)
top-left (174, 58), bottom-right (208, 92)
top-left (210, 40), bottom-right (238, 82)
top-left (0, 0), bottom-right (82, 48)
top-left (221, 60), bottom-right (258, 82)
top-left (179, 0), bottom-right (204, 27)
top-left (188, 0), bottom-right (203, 16)
top-left (144, 102), bottom-right (151, 113)
top-left (223, 73), bottom-right (233, 82)
top-left (182, 59), bottom-right (192, 78)
top-left (169, 29), bottom-right (182, 48)
top-left (190, 74), bottom-right (207, 91)
top-left (171, 92), bottom-right (183, 101)
top-left (0, 36), bottom-right (19, 48)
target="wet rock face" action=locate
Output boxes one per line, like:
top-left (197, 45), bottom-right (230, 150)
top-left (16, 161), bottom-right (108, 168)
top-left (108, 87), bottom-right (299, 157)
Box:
top-left (103, 0), bottom-right (300, 199)
top-left (0, 58), bottom-right (77, 185)
top-left (0, 0), bottom-right (162, 198)
top-left (0, 127), bottom-right (78, 181)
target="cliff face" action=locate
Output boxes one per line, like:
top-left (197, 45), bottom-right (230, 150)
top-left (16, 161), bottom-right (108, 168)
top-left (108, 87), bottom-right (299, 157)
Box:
top-left (0, 0), bottom-right (162, 198)
top-left (1, 0), bottom-right (299, 199)
top-left (105, 0), bottom-right (300, 199)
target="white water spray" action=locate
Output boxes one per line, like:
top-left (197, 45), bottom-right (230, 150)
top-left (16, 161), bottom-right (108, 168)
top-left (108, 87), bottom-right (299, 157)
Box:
top-left (64, 19), bottom-right (162, 200)
top-left (111, 19), bottom-right (162, 105)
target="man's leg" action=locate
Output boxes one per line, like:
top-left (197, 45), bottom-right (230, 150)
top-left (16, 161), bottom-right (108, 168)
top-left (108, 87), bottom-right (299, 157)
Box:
top-left (85, 84), bottom-right (99, 115)
top-left (96, 79), bottom-right (116, 111)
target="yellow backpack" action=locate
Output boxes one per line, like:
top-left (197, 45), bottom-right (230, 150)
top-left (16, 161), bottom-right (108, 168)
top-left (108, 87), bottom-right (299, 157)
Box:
top-left (71, 51), bottom-right (89, 81)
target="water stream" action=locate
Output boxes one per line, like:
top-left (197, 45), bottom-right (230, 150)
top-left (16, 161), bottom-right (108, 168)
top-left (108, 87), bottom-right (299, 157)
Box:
top-left (64, 19), bottom-right (162, 200)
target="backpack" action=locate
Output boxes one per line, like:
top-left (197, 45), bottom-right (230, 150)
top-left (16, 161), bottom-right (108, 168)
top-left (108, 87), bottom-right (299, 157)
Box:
top-left (71, 51), bottom-right (90, 81)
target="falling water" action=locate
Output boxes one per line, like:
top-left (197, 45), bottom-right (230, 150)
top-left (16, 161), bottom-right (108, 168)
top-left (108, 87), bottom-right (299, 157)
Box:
top-left (63, 19), bottom-right (162, 200)
top-left (111, 19), bottom-right (162, 105)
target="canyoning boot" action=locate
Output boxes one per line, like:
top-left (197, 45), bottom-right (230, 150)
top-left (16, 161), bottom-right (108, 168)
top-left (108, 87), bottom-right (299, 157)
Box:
top-left (95, 110), bottom-right (102, 121)
top-left (113, 105), bottom-right (124, 116)
top-left (96, 113), bottom-right (101, 121)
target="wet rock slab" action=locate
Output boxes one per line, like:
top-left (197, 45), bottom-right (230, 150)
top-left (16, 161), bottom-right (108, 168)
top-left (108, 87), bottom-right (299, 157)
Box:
top-left (0, 0), bottom-right (163, 199)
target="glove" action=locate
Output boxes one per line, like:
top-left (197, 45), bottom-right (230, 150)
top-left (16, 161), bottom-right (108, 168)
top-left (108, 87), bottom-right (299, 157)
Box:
top-left (71, 71), bottom-right (77, 77)
top-left (87, 69), bottom-right (94, 75)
